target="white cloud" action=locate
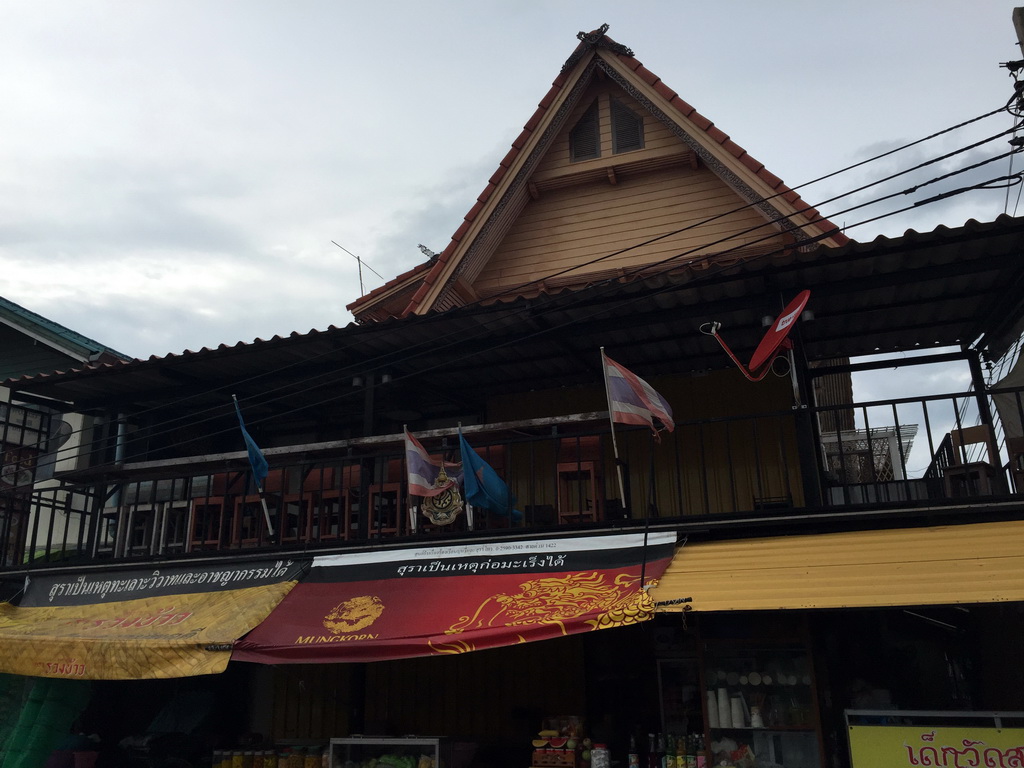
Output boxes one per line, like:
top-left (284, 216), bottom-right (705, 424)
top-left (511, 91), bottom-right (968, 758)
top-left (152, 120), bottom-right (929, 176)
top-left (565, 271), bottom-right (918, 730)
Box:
top-left (0, 0), bottom-right (1017, 358)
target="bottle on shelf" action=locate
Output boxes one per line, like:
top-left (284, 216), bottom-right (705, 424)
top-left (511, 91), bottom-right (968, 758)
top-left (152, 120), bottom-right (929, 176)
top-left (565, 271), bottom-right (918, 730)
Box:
top-left (628, 735), bottom-right (640, 768)
top-left (664, 734), bottom-right (675, 768)
top-left (646, 734), bottom-right (658, 768)
top-left (691, 733), bottom-right (706, 768)
top-left (674, 733), bottom-right (686, 768)
top-left (656, 733), bottom-right (666, 768)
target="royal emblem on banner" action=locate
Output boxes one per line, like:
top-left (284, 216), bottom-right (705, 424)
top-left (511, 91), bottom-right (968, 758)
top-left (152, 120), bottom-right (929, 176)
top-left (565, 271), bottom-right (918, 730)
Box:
top-left (421, 465), bottom-right (464, 525)
top-left (445, 572), bottom-right (650, 635)
top-left (323, 595), bottom-right (385, 635)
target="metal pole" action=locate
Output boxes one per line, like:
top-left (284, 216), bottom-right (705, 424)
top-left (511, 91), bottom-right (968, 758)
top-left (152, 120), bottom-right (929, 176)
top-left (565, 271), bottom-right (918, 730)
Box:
top-left (600, 348), bottom-right (628, 511)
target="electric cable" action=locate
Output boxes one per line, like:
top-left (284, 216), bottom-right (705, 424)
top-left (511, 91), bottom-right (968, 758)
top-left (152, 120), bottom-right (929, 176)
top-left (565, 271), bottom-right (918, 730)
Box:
top-left (11, 106), bottom-right (1022, 472)
top-left (22, 138), bottom-right (1024, 475)
top-left (46, 166), bottom-right (1019, 477)
top-left (55, 101), bottom-right (1018, 439)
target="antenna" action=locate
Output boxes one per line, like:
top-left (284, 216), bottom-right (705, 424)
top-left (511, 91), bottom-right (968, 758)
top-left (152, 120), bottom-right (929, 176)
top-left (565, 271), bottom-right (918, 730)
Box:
top-left (332, 242), bottom-right (387, 297)
top-left (701, 290), bottom-right (811, 382)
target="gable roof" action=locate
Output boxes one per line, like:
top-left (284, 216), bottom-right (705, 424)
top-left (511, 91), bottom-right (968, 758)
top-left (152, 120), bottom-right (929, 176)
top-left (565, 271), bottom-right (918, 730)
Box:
top-left (348, 25), bottom-right (849, 323)
top-left (0, 295), bottom-right (132, 366)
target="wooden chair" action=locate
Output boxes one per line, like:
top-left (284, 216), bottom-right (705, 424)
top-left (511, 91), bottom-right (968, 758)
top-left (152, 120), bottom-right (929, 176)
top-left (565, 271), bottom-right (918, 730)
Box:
top-left (556, 436), bottom-right (604, 524)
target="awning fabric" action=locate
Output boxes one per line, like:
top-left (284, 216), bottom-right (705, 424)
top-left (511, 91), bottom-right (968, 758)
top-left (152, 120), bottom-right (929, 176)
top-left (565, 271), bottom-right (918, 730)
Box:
top-left (649, 520), bottom-right (1024, 612)
top-left (232, 531), bottom-right (676, 664)
top-left (0, 558), bottom-right (307, 680)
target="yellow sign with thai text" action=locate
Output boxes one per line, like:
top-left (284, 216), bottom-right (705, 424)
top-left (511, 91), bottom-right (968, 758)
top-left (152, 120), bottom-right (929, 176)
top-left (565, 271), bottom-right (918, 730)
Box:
top-left (0, 583), bottom-right (295, 679)
top-left (0, 558), bottom-right (308, 679)
top-left (849, 724), bottom-right (1024, 768)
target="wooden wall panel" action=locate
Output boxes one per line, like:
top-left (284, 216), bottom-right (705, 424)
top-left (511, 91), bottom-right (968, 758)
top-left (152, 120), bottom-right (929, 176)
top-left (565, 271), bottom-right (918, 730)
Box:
top-left (488, 369), bottom-right (803, 518)
top-left (271, 663), bottom-right (353, 741)
top-left (474, 167), bottom-right (778, 296)
top-left (364, 636), bottom-right (586, 742)
top-left (267, 640), bottom-right (588, 744)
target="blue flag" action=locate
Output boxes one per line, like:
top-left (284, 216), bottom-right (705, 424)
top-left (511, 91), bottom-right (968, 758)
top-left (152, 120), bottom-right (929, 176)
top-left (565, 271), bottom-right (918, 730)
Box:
top-left (233, 397), bottom-right (269, 489)
top-left (458, 429), bottom-right (519, 519)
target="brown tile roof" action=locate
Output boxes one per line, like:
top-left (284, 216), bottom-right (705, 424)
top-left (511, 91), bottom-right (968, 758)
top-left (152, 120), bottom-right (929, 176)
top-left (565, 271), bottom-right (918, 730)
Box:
top-left (348, 28), bottom-right (849, 320)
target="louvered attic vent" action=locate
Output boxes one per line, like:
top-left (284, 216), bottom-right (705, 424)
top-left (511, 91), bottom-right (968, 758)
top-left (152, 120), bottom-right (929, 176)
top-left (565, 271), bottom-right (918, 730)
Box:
top-left (569, 101), bottom-right (600, 162)
top-left (611, 97), bottom-right (644, 154)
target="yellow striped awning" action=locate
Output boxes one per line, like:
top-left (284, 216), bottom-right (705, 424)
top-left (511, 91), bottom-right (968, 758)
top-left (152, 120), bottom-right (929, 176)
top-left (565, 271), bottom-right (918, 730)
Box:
top-left (648, 519), bottom-right (1024, 612)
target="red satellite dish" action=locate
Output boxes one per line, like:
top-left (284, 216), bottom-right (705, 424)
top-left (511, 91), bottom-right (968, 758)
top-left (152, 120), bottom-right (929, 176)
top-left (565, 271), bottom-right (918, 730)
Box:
top-left (701, 290), bottom-right (811, 382)
top-left (748, 289), bottom-right (811, 372)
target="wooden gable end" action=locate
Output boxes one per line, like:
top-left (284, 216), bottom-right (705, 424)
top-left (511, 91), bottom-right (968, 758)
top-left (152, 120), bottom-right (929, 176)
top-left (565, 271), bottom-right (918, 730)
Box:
top-left (349, 27), bottom-right (848, 323)
top-left (468, 79), bottom-right (783, 299)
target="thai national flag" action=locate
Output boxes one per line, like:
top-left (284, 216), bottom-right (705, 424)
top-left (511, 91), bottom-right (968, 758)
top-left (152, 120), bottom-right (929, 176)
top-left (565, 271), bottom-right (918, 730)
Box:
top-left (405, 428), bottom-right (458, 497)
top-left (602, 351), bottom-right (675, 438)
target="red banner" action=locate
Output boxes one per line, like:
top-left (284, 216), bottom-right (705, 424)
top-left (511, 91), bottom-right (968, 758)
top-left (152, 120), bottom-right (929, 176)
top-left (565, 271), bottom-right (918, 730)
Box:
top-left (233, 532), bottom-right (677, 663)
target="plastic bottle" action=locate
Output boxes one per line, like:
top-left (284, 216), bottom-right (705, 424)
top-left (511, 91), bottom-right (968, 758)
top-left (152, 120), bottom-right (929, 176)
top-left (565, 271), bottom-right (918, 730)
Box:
top-left (628, 735), bottom-right (640, 768)
top-left (691, 733), bottom-right (704, 768)
top-left (646, 734), bottom-right (658, 768)
top-left (656, 734), bottom-right (666, 768)
top-left (664, 734), bottom-right (675, 768)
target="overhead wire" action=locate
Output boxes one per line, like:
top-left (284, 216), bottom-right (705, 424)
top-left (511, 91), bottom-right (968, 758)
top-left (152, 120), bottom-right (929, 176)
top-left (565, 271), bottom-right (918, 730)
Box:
top-left (14, 104), bottom-right (1024, 473)
top-left (58, 167), bottom-right (1021, 474)
top-left (32, 156), bottom-right (1024, 478)
top-left (25, 116), bottom-right (1024, 473)
top-left (113, 106), bottom-right (1024, 434)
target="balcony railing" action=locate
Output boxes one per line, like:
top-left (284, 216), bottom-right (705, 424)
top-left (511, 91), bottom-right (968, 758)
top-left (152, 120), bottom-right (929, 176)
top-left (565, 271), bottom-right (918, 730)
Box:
top-left (3, 385), bottom-right (1023, 571)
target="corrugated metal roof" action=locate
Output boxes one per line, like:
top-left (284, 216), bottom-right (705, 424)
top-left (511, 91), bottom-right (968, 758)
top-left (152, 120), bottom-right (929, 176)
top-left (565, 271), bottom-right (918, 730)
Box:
top-left (5, 216), bottom-right (1024, 430)
top-left (649, 519), bottom-right (1024, 611)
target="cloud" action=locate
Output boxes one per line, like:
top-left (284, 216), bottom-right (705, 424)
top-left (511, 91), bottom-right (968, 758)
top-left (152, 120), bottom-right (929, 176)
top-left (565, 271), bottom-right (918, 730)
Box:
top-left (0, 1), bottom-right (1015, 362)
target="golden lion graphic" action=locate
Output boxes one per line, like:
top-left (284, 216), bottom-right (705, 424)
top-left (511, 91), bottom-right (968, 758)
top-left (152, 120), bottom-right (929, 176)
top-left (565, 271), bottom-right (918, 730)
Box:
top-left (445, 572), bottom-right (653, 636)
top-left (323, 595), bottom-right (385, 635)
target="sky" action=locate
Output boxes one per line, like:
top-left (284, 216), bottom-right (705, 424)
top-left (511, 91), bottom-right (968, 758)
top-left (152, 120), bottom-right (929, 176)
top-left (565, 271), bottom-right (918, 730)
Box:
top-left (0, 0), bottom-right (1021, 368)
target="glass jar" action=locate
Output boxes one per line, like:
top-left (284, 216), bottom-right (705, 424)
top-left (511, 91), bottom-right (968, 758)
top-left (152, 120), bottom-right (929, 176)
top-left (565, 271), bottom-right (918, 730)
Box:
top-left (591, 744), bottom-right (610, 768)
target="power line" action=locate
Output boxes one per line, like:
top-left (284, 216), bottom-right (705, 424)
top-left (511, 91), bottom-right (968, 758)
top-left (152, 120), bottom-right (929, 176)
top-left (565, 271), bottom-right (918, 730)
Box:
top-left (23, 118), bottom-right (1024, 471)
top-left (49, 176), bottom-right (1018, 474)
top-left (13, 105), bottom-right (1021, 472)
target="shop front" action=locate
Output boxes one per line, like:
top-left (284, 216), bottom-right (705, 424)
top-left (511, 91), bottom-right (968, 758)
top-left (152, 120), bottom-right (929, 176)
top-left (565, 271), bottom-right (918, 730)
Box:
top-left (647, 519), bottom-right (1024, 768)
top-left (0, 557), bottom-right (306, 766)
top-left (9, 521), bottom-right (1024, 768)
top-left (1, 532), bottom-right (679, 767)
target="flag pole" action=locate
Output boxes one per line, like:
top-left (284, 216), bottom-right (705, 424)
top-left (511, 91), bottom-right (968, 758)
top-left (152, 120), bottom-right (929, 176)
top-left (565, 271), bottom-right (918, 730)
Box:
top-left (232, 394), bottom-right (275, 539)
top-left (404, 423), bottom-right (418, 534)
top-left (640, 430), bottom-right (658, 585)
top-left (459, 422), bottom-right (474, 531)
top-left (600, 347), bottom-right (628, 512)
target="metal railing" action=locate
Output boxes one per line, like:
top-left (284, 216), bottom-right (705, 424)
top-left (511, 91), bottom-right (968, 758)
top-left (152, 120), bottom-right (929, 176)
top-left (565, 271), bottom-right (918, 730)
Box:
top-left (3, 385), bottom-right (1023, 570)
